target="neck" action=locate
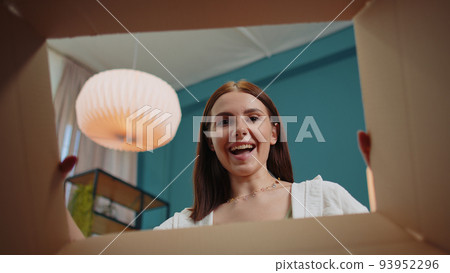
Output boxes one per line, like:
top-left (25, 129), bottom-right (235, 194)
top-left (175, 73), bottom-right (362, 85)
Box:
top-left (228, 166), bottom-right (275, 198)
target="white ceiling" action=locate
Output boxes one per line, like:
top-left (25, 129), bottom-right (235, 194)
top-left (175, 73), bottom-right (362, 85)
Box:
top-left (47, 21), bottom-right (352, 91)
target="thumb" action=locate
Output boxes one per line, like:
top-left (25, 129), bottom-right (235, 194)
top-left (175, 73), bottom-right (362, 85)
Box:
top-left (59, 155), bottom-right (78, 174)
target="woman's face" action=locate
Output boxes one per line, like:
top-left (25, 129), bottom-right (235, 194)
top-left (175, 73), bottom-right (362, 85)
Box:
top-left (208, 91), bottom-right (278, 177)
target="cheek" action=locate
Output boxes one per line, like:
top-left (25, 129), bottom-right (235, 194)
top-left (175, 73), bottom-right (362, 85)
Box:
top-left (251, 124), bottom-right (273, 156)
top-left (251, 123), bottom-right (273, 143)
top-left (211, 137), bottom-right (233, 170)
top-left (211, 130), bottom-right (229, 153)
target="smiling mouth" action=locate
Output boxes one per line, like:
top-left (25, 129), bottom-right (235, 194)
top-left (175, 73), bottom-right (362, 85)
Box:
top-left (229, 144), bottom-right (256, 155)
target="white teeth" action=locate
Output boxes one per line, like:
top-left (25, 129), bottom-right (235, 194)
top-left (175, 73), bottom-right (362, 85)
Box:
top-left (230, 144), bottom-right (255, 152)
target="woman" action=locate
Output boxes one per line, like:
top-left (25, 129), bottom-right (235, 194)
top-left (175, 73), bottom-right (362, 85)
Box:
top-left (154, 80), bottom-right (368, 230)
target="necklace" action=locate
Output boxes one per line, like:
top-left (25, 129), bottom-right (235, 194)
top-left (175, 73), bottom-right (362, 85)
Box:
top-left (227, 178), bottom-right (281, 204)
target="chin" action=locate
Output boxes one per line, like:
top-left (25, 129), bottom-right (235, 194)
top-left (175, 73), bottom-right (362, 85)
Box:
top-left (227, 163), bottom-right (260, 177)
top-left (216, 151), bottom-right (268, 177)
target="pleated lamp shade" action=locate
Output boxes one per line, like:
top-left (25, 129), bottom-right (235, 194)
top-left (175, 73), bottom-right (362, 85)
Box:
top-left (76, 69), bottom-right (182, 152)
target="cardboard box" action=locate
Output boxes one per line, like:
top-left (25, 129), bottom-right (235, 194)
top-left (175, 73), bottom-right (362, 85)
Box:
top-left (1, 0), bottom-right (448, 254)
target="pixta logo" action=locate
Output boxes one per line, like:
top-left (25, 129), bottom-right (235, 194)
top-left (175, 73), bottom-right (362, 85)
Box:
top-left (192, 115), bottom-right (325, 143)
top-left (126, 106), bottom-right (172, 152)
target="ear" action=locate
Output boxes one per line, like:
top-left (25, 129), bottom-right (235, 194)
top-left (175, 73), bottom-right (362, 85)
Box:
top-left (270, 122), bottom-right (278, 145)
top-left (357, 130), bottom-right (371, 167)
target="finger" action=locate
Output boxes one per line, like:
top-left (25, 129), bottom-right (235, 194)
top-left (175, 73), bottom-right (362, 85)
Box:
top-left (59, 156), bottom-right (78, 173)
top-left (357, 131), bottom-right (371, 166)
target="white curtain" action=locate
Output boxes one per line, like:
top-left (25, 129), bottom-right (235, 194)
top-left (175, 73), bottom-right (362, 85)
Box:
top-left (53, 57), bottom-right (137, 186)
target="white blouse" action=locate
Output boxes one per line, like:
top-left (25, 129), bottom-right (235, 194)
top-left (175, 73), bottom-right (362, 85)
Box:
top-left (153, 175), bottom-right (369, 230)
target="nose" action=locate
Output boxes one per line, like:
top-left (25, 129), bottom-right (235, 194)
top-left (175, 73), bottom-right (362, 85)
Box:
top-left (233, 116), bottom-right (249, 140)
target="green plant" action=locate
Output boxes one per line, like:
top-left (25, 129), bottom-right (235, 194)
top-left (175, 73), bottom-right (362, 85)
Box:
top-left (68, 184), bottom-right (94, 237)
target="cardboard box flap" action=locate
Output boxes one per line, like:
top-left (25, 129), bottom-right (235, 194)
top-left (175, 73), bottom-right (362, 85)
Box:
top-left (354, 0), bottom-right (450, 251)
top-left (0, 4), bottom-right (70, 254)
top-left (58, 213), bottom-right (444, 254)
top-left (11, 0), bottom-right (369, 38)
top-left (1, 0), bottom-right (449, 255)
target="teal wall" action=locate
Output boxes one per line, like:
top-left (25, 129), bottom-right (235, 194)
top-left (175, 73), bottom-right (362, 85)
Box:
top-left (138, 26), bottom-right (369, 229)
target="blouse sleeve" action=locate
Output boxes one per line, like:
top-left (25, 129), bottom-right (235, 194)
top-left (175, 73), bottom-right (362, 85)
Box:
top-left (321, 180), bottom-right (369, 215)
top-left (335, 184), bottom-right (369, 214)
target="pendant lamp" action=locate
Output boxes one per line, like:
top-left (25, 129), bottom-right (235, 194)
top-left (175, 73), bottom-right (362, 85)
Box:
top-left (76, 69), bottom-right (182, 152)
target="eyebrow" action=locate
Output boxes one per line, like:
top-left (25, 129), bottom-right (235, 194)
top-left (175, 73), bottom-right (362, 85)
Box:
top-left (215, 108), bottom-right (265, 116)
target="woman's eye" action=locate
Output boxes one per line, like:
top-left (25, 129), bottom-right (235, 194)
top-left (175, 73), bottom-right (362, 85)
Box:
top-left (217, 119), bottom-right (229, 126)
top-left (249, 116), bottom-right (259, 122)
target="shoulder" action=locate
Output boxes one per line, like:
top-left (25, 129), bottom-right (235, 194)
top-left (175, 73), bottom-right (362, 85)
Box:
top-left (152, 208), bottom-right (192, 230)
top-left (291, 175), bottom-right (368, 216)
top-left (292, 175), bottom-right (359, 197)
top-left (153, 208), bottom-right (212, 230)
top-left (291, 175), bottom-right (342, 195)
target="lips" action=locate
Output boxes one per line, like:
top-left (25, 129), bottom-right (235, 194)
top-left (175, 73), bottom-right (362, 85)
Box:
top-left (228, 142), bottom-right (256, 161)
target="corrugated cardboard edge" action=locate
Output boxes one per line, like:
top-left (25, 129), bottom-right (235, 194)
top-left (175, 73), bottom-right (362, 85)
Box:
top-left (354, 0), bottom-right (450, 252)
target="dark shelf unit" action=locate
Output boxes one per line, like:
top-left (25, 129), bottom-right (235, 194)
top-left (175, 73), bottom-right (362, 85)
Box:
top-left (65, 168), bottom-right (169, 235)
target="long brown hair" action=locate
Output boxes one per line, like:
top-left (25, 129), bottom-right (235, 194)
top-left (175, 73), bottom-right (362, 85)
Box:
top-left (189, 80), bottom-right (294, 221)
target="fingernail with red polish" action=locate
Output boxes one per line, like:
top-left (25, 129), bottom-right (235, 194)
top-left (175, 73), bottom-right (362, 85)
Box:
top-left (59, 156), bottom-right (78, 173)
